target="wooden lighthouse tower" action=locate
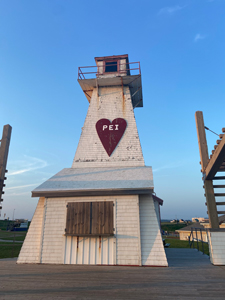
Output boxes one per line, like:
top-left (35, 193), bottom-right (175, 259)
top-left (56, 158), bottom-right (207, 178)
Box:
top-left (18, 55), bottom-right (168, 266)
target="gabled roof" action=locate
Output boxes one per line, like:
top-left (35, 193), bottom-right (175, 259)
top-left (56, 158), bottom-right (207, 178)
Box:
top-left (32, 166), bottom-right (153, 198)
top-left (94, 54), bottom-right (129, 63)
top-left (176, 223), bottom-right (204, 232)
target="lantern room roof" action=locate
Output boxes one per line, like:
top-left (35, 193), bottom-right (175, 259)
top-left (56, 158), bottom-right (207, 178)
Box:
top-left (94, 54), bottom-right (129, 63)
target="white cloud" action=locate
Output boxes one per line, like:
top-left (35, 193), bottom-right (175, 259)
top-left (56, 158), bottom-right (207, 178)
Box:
top-left (158, 5), bottom-right (186, 15)
top-left (153, 161), bottom-right (185, 172)
top-left (7, 155), bottom-right (48, 176)
top-left (5, 191), bottom-right (31, 197)
top-left (5, 183), bottom-right (39, 190)
top-left (194, 33), bottom-right (206, 42)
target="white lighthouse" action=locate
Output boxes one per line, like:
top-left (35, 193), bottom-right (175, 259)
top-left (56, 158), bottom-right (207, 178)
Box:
top-left (18, 54), bottom-right (168, 266)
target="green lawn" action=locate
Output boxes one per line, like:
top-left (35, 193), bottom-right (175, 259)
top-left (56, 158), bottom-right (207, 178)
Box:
top-left (0, 231), bottom-right (27, 241)
top-left (0, 220), bottom-right (13, 231)
top-left (0, 231), bottom-right (26, 259)
top-left (0, 241), bottom-right (22, 245)
top-left (0, 244), bottom-right (22, 258)
top-left (164, 237), bottom-right (190, 248)
top-left (161, 223), bottom-right (190, 232)
top-left (164, 237), bottom-right (209, 255)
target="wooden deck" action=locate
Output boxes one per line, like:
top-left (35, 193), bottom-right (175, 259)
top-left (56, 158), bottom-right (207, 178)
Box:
top-left (1, 249), bottom-right (225, 299)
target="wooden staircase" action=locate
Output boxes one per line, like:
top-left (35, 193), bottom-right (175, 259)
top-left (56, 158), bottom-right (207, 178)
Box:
top-left (195, 111), bottom-right (225, 228)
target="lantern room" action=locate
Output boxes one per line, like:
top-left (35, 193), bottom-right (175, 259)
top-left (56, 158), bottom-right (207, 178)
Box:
top-left (95, 54), bottom-right (130, 77)
top-left (78, 54), bottom-right (143, 108)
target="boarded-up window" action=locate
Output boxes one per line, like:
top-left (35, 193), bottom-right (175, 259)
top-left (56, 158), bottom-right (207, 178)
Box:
top-left (66, 201), bottom-right (113, 236)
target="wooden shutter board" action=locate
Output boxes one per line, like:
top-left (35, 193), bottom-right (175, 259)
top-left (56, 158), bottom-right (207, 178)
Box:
top-left (70, 202), bottom-right (74, 235)
top-left (64, 233), bottom-right (114, 237)
top-left (78, 202), bottom-right (84, 235)
top-left (99, 201), bottom-right (104, 234)
top-left (105, 201), bottom-right (110, 234)
top-left (71, 202), bottom-right (75, 234)
top-left (92, 202), bottom-right (99, 235)
top-left (109, 201), bottom-right (114, 234)
top-left (65, 203), bottom-right (70, 234)
top-left (104, 201), bottom-right (109, 234)
top-left (84, 202), bottom-right (90, 234)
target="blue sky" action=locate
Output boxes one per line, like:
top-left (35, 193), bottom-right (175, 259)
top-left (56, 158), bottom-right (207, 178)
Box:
top-left (0, 0), bottom-right (225, 220)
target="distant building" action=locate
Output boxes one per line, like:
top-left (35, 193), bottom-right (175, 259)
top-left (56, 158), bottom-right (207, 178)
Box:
top-left (176, 223), bottom-right (207, 242)
top-left (192, 217), bottom-right (208, 223)
top-left (170, 219), bottom-right (186, 223)
top-left (176, 216), bottom-right (225, 242)
top-left (170, 219), bottom-right (178, 223)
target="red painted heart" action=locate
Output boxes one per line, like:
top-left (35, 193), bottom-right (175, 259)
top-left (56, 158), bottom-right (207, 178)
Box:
top-left (96, 118), bottom-right (127, 156)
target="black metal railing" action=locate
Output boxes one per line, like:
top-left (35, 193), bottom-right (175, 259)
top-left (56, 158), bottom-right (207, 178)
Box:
top-left (188, 227), bottom-right (209, 255)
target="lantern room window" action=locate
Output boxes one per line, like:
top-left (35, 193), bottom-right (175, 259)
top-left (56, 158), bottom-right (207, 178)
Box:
top-left (104, 61), bottom-right (118, 73)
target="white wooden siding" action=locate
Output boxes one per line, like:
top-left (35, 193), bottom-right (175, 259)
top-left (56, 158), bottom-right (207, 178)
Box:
top-left (19, 195), bottom-right (166, 266)
top-left (208, 231), bottom-right (225, 265)
top-left (40, 196), bottom-right (117, 265)
top-left (17, 197), bottom-right (45, 264)
top-left (139, 195), bottom-right (168, 266)
top-left (37, 195), bottom-right (141, 265)
top-left (40, 198), bottom-right (67, 264)
top-left (64, 236), bottom-right (115, 265)
top-left (63, 195), bottom-right (140, 265)
top-left (72, 86), bottom-right (145, 168)
top-left (116, 195), bottom-right (141, 265)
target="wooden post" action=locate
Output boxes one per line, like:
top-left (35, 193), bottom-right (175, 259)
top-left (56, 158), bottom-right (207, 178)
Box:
top-left (0, 124), bottom-right (12, 204)
top-left (195, 111), bottom-right (219, 229)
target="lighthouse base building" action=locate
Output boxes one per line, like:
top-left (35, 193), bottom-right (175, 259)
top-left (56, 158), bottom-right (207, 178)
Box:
top-left (18, 55), bottom-right (168, 266)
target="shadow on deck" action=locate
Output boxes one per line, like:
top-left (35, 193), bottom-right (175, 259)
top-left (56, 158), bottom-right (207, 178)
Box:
top-left (165, 248), bottom-right (210, 268)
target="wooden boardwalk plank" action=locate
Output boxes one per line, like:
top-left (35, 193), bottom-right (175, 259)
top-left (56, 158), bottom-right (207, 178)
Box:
top-left (0, 249), bottom-right (225, 299)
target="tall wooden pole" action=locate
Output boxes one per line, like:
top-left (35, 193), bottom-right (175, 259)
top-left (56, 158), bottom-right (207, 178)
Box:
top-left (195, 111), bottom-right (219, 229)
top-left (0, 124), bottom-right (12, 206)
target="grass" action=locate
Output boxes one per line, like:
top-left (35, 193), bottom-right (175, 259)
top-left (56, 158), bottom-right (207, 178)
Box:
top-left (165, 237), bottom-right (209, 255)
top-left (0, 231), bottom-right (26, 259)
top-left (0, 244), bottom-right (22, 258)
top-left (0, 231), bottom-right (27, 241)
top-left (0, 220), bottom-right (13, 231)
top-left (161, 223), bottom-right (190, 232)
top-left (0, 241), bottom-right (20, 245)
